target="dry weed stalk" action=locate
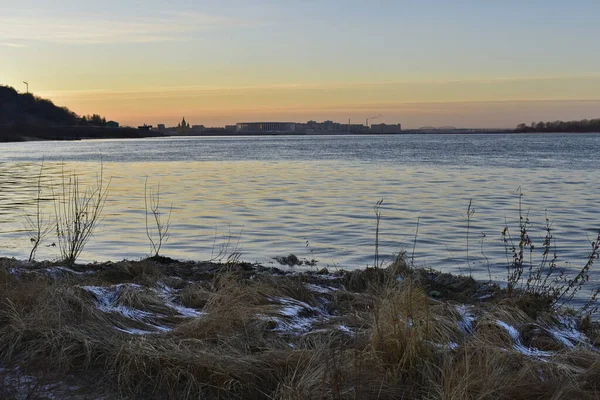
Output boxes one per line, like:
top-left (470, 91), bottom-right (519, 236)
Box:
top-left (144, 177), bottom-right (172, 258)
top-left (53, 163), bottom-right (109, 265)
top-left (374, 199), bottom-right (383, 268)
top-left (499, 191), bottom-right (600, 315)
top-left (24, 161), bottom-right (54, 261)
top-left (209, 226), bottom-right (243, 266)
top-left (465, 198), bottom-right (475, 276)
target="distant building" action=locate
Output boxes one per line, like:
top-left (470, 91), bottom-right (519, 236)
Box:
top-left (236, 122), bottom-right (296, 133)
top-left (370, 123), bottom-right (402, 134)
top-left (177, 117), bottom-right (190, 134)
top-left (184, 125), bottom-right (206, 135)
top-left (138, 124), bottom-right (152, 131)
top-left (348, 124), bottom-right (369, 134)
top-left (105, 120), bottom-right (119, 128)
top-left (225, 125), bottom-right (237, 133)
top-left (157, 124), bottom-right (166, 133)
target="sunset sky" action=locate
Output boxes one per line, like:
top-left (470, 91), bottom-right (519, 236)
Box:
top-left (2, 0), bottom-right (600, 128)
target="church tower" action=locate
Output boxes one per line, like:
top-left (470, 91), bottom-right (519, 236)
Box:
top-left (178, 117), bottom-right (190, 133)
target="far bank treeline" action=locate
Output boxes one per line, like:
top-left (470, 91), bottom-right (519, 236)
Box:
top-left (516, 118), bottom-right (600, 133)
top-left (0, 85), bottom-right (160, 142)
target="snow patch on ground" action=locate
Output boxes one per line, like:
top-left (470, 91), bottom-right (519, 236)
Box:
top-left (495, 320), bottom-right (554, 358)
top-left (306, 273), bottom-right (339, 280)
top-left (456, 305), bottom-right (475, 334)
top-left (155, 283), bottom-right (204, 318)
top-left (495, 320), bottom-right (520, 341)
top-left (44, 266), bottom-right (88, 277)
top-left (337, 325), bottom-right (353, 335)
top-left (304, 283), bottom-right (337, 294)
top-left (429, 341), bottom-right (460, 351)
top-left (269, 297), bottom-right (330, 335)
top-left (6, 264), bottom-right (95, 279)
top-left (82, 284), bottom-right (156, 321)
top-left (114, 326), bottom-right (155, 335)
top-left (81, 283), bottom-right (204, 335)
top-left (549, 315), bottom-right (590, 348)
top-left (277, 298), bottom-right (315, 317)
top-left (451, 304), bottom-right (592, 358)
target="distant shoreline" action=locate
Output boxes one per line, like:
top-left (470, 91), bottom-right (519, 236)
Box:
top-left (164, 129), bottom-right (599, 138)
top-left (0, 125), bottom-right (163, 143)
top-left (3, 128), bottom-right (600, 143)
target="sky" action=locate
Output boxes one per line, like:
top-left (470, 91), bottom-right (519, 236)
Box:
top-left (2, 0), bottom-right (600, 128)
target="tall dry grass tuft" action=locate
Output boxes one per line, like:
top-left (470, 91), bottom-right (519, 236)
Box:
top-left (431, 343), bottom-right (600, 400)
top-left (371, 279), bottom-right (449, 377)
top-left (0, 278), bottom-right (113, 373)
top-left (172, 272), bottom-right (280, 350)
top-left (110, 337), bottom-right (276, 399)
top-left (100, 259), bottom-right (163, 285)
top-left (0, 260), bottom-right (12, 287)
top-left (274, 345), bottom-right (404, 400)
top-left (434, 346), bottom-right (529, 399)
top-left (116, 284), bottom-right (175, 316)
top-left (179, 282), bottom-right (212, 309)
top-left (341, 251), bottom-right (411, 293)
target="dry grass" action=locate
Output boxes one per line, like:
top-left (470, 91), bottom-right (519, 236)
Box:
top-left (1, 257), bottom-right (600, 399)
top-left (179, 282), bottom-right (212, 309)
top-left (99, 259), bottom-right (163, 284)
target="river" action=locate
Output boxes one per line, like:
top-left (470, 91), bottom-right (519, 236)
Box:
top-left (0, 133), bottom-right (598, 286)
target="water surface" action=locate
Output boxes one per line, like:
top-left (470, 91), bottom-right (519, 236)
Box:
top-left (0, 134), bottom-right (599, 287)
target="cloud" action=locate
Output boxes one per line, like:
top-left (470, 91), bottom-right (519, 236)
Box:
top-left (0, 42), bottom-right (25, 48)
top-left (0, 11), bottom-right (243, 45)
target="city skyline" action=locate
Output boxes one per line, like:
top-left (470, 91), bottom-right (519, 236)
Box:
top-left (2, 0), bottom-right (600, 128)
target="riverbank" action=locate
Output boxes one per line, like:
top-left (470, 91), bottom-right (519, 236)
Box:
top-left (1, 254), bottom-right (599, 399)
top-left (5, 129), bottom-right (599, 143)
top-left (0, 126), bottom-right (164, 142)
top-left (0, 129), bottom-right (513, 143)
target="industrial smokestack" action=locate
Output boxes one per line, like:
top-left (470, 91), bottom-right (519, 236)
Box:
top-left (367, 114), bottom-right (382, 127)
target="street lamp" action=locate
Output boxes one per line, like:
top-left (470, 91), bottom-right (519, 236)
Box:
top-left (23, 81), bottom-right (29, 94)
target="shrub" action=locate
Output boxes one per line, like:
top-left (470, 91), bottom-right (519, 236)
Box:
top-left (53, 164), bottom-right (109, 265)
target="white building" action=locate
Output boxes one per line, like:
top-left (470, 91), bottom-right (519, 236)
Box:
top-left (370, 123), bottom-right (402, 134)
top-left (236, 122), bottom-right (296, 133)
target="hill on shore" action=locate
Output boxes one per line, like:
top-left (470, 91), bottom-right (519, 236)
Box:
top-left (0, 85), bottom-right (159, 142)
top-left (0, 85), bottom-right (78, 126)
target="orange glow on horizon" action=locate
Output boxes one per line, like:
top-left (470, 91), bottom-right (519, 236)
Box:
top-left (37, 77), bottom-right (600, 129)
